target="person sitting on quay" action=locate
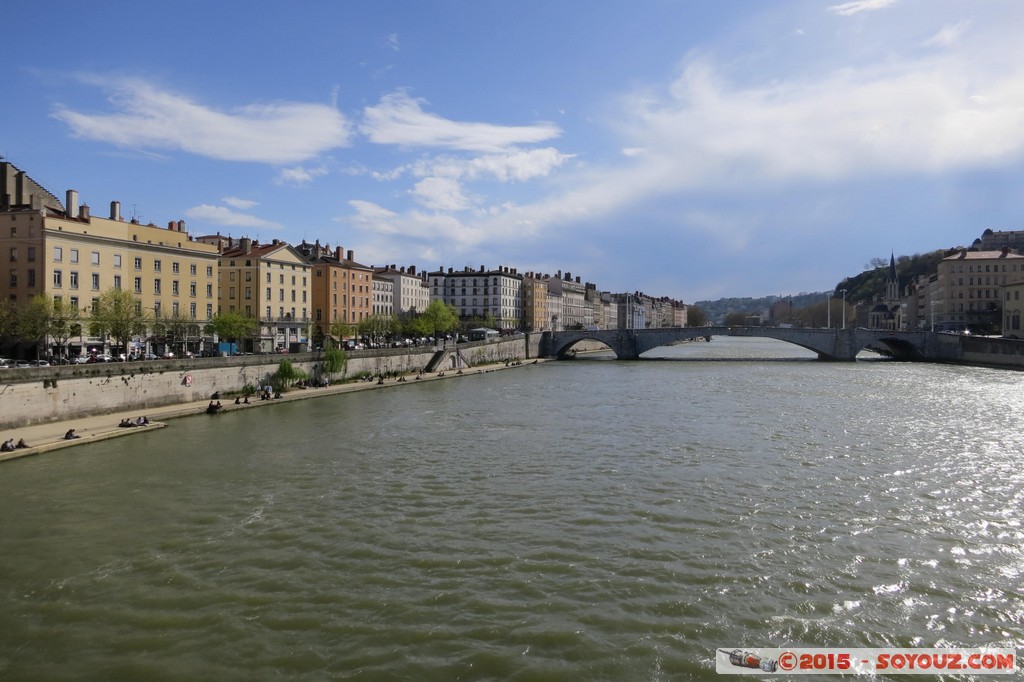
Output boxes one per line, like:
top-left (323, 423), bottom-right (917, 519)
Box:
top-left (64, 429), bottom-right (81, 440)
top-left (1, 439), bottom-right (15, 452)
top-left (234, 397), bottom-right (241, 405)
top-left (15, 438), bottom-right (28, 449)
top-left (243, 396), bottom-right (250, 404)
top-left (135, 416), bottom-right (149, 426)
top-left (119, 418), bottom-right (136, 428)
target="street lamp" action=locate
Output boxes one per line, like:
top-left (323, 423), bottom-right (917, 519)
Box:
top-left (839, 288), bottom-right (847, 329)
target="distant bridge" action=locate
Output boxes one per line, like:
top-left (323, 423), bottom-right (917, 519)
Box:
top-left (541, 327), bottom-right (965, 362)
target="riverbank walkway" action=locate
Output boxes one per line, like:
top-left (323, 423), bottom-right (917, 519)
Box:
top-left (0, 360), bottom-right (543, 464)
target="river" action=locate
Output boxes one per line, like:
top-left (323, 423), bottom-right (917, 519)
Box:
top-left (0, 337), bottom-right (1021, 680)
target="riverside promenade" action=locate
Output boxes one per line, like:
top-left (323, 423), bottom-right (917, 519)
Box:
top-left (0, 359), bottom-right (542, 464)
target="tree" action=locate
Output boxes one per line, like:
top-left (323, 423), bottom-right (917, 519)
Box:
top-left (322, 347), bottom-right (347, 382)
top-left (88, 289), bottom-right (148, 355)
top-left (16, 294), bottom-right (53, 359)
top-left (413, 300), bottom-right (459, 338)
top-left (723, 311), bottom-right (748, 326)
top-left (686, 306), bottom-right (708, 327)
top-left (48, 297), bottom-right (82, 358)
top-left (273, 358), bottom-right (306, 389)
top-left (205, 311), bottom-right (258, 350)
top-left (162, 310), bottom-right (201, 356)
top-left (329, 320), bottom-right (357, 343)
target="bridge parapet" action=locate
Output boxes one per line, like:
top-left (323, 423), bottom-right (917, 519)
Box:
top-left (544, 327), bottom-right (945, 361)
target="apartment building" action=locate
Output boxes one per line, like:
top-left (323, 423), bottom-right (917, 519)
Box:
top-left (214, 237), bottom-right (311, 352)
top-left (295, 242), bottom-right (374, 342)
top-left (521, 272), bottom-right (549, 332)
top-left (934, 248), bottom-right (1024, 333)
top-left (428, 265), bottom-right (523, 330)
top-left (1, 163), bottom-right (220, 356)
top-left (373, 264), bottom-right (429, 316)
top-left (546, 272), bottom-right (588, 330)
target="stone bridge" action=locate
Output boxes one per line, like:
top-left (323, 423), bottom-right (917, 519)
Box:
top-left (541, 327), bottom-right (964, 361)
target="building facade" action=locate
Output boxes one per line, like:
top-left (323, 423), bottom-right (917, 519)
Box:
top-left (2, 164), bottom-right (220, 357)
top-left (215, 237), bottom-right (312, 352)
top-left (429, 265), bottom-right (523, 329)
top-left (935, 248), bottom-right (1024, 333)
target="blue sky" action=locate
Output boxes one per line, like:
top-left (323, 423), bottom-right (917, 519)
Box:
top-left (3, 0), bottom-right (1023, 301)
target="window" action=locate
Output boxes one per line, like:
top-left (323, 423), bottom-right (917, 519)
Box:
top-left (206, 266), bottom-right (213, 277)
top-left (245, 271), bottom-right (252, 282)
top-left (53, 270), bottom-right (62, 287)
top-left (206, 304), bottom-right (212, 319)
top-left (70, 249), bottom-right (79, 263)
top-left (172, 281), bottom-right (179, 296)
top-left (266, 287), bottom-right (271, 299)
top-left (27, 246), bottom-right (35, 262)
top-left (134, 277), bottom-right (142, 293)
top-left (154, 259), bottom-right (161, 272)
top-left (154, 279), bottom-right (161, 295)
top-left (172, 262), bottom-right (179, 274)
top-left (53, 246), bottom-right (62, 262)
top-left (229, 271), bottom-right (236, 282)
top-left (206, 284), bottom-right (213, 298)
top-left (229, 287), bottom-right (235, 299)
top-left (266, 272), bottom-right (271, 283)
top-left (9, 247), bottom-right (15, 262)
top-left (69, 271), bottom-right (79, 289)
top-left (153, 301), bottom-right (161, 318)
top-left (27, 269), bottom-right (34, 286)
top-left (91, 273), bottom-right (100, 290)
top-left (91, 251), bottom-right (100, 266)
top-left (113, 275), bottom-right (121, 290)
top-left (190, 282), bottom-right (197, 297)
top-left (190, 302), bottom-right (197, 318)
top-left (8, 270), bottom-right (15, 287)
top-left (172, 302), bottom-right (179, 316)
top-left (113, 254), bottom-right (121, 268)
top-left (134, 257), bottom-right (142, 270)
top-left (245, 287), bottom-right (252, 300)
top-left (69, 296), bottom-right (78, 310)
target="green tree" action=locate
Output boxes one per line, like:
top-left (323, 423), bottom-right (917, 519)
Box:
top-left (323, 347), bottom-right (348, 381)
top-left (273, 358), bottom-right (306, 389)
top-left (205, 311), bottom-right (258, 350)
top-left (686, 306), bottom-right (708, 327)
top-left (48, 297), bottom-right (83, 359)
top-left (89, 289), bottom-right (148, 355)
top-left (16, 294), bottom-right (54, 359)
top-left (163, 310), bottom-right (201, 356)
top-left (329, 320), bottom-right (357, 343)
top-left (413, 300), bottom-right (459, 338)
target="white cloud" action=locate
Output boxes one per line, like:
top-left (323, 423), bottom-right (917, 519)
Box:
top-left (827, 0), bottom-right (898, 17)
top-left (409, 177), bottom-right (472, 211)
top-left (387, 33), bottom-right (400, 51)
top-left (185, 204), bottom-right (283, 230)
top-left (223, 196), bottom-right (257, 210)
top-left (360, 91), bottom-right (561, 152)
top-left (922, 20), bottom-right (971, 49)
top-left (53, 76), bottom-right (352, 164)
top-left (275, 165), bottom-right (329, 185)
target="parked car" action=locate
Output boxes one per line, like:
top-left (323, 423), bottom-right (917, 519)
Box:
top-left (144, 352), bottom-right (159, 360)
top-left (30, 360), bottom-right (50, 367)
top-left (87, 354), bottom-right (114, 363)
top-left (14, 360), bottom-right (32, 368)
top-left (161, 351), bottom-right (175, 359)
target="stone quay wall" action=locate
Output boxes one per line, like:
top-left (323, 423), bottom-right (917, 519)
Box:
top-left (0, 336), bottom-right (537, 429)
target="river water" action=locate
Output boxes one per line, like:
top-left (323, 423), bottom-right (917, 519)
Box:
top-left (0, 337), bottom-right (1021, 680)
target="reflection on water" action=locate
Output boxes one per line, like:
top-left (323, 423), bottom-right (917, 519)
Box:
top-left (0, 337), bottom-right (1021, 680)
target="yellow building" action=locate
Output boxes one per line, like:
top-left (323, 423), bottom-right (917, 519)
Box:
top-left (521, 272), bottom-right (549, 332)
top-left (213, 237), bottom-right (312, 353)
top-left (935, 248), bottom-right (1024, 334)
top-left (1, 162), bottom-right (220, 356)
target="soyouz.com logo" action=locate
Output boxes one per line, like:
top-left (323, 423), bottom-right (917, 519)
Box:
top-left (716, 648), bottom-right (1016, 675)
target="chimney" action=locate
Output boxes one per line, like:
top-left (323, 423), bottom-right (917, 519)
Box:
top-left (240, 237), bottom-right (252, 254)
top-left (79, 204), bottom-right (90, 220)
top-left (576, 276), bottom-right (581, 283)
top-left (565, 272), bottom-right (572, 281)
top-left (479, 265), bottom-right (485, 273)
top-left (347, 249), bottom-right (354, 261)
top-left (110, 201), bottom-right (121, 221)
top-left (168, 221), bottom-right (176, 230)
top-left (66, 190), bottom-right (78, 218)
top-left (409, 265), bottom-right (416, 275)
top-left (400, 266), bottom-right (406, 274)
top-left (333, 246), bottom-right (341, 261)
top-left (178, 219), bottom-right (186, 232)
top-left (272, 238), bottom-right (280, 246)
